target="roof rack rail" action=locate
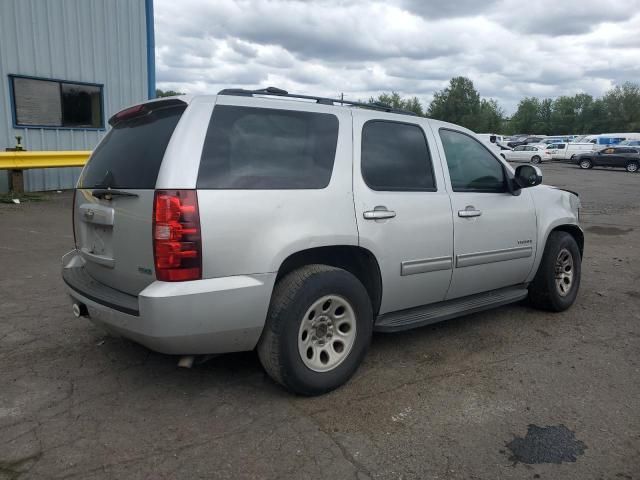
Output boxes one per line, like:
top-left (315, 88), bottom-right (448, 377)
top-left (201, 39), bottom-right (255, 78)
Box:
top-left (217, 87), bottom-right (418, 116)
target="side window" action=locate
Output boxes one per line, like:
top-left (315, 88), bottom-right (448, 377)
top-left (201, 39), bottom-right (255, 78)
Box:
top-left (439, 129), bottom-right (506, 193)
top-left (197, 106), bottom-right (339, 189)
top-left (361, 121), bottom-right (436, 191)
top-left (514, 146), bottom-right (524, 151)
top-left (558, 144), bottom-right (566, 149)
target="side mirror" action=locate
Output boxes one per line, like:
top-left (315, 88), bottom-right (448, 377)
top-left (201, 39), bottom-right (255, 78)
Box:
top-left (514, 165), bottom-right (542, 189)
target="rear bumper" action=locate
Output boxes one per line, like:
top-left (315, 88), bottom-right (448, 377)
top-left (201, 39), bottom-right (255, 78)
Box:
top-left (62, 250), bottom-right (276, 355)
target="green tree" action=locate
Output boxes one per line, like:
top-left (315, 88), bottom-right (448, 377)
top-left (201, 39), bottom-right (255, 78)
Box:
top-left (427, 77), bottom-right (481, 129)
top-left (572, 93), bottom-right (595, 133)
top-left (155, 88), bottom-right (185, 98)
top-left (476, 98), bottom-right (504, 133)
top-left (602, 82), bottom-right (640, 131)
top-left (589, 98), bottom-right (609, 133)
top-left (369, 92), bottom-right (425, 116)
top-left (510, 97), bottom-right (541, 134)
top-left (550, 96), bottom-right (577, 134)
top-left (536, 98), bottom-right (553, 134)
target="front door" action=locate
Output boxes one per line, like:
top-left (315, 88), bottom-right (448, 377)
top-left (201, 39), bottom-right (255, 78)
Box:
top-left (352, 113), bottom-right (453, 314)
top-left (599, 148), bottom-right (619, 166)
top-left (432, 128), bottom-right (538, 300)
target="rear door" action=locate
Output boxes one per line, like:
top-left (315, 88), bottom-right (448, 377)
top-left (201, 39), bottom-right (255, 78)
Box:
top-left (352, 112), bottom-right (453, 314)
top-left (74, 99), bottom-right (188, 295)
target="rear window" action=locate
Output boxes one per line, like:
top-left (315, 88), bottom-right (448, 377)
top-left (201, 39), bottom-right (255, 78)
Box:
top-left (197, 105), bottom-right (339, 189)
top-left (78, 101), bottom-right (186, 189)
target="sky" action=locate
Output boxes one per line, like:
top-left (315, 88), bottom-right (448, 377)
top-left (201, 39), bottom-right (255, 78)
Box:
top-left (154, 0), bottom-right (640, 114)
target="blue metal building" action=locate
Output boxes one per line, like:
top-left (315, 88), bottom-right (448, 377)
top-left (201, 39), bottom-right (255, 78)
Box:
top-left (0, 0), bottom-right (155, 192)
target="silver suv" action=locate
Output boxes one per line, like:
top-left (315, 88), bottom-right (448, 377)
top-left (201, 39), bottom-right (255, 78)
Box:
top-left (62, 88), bottom-right (583, 395)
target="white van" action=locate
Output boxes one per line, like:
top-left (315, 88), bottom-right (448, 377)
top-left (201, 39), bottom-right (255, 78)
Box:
top-left (579, 133), bottom-right (640, 146)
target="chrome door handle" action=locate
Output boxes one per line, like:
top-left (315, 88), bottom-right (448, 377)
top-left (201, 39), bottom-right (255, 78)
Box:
top-left (363, 208), bottom-right (396, 220)
top-left (458, 206), bottom-right (482, 218)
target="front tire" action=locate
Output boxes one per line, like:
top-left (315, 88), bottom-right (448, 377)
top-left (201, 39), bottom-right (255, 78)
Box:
top-left (528, 231), bottom-right (581, 312)
top-left (579, 158), bottom-right (592, 169)
top-left (626, 161), bottom-right (638, 173)
top-left (257, 265), bottom-right (373, 395)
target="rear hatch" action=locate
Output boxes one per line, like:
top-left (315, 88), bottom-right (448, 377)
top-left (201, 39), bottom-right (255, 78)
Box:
top-left (74, 99), bottom-right (187, 295)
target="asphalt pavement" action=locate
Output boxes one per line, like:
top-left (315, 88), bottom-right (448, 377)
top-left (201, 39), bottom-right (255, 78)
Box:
top-left (1, 161), bottom-right (638, 479)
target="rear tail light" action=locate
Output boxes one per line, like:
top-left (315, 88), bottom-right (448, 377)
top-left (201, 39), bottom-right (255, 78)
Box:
top-left (153, 190), bottom-right (202, 282)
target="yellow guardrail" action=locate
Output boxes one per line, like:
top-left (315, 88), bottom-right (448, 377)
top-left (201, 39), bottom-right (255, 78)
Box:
top-left (0, 151), bottom-right (91, 170)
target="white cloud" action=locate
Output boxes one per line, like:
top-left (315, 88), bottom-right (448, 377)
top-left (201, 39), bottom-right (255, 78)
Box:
top-left (154, 0), bottom-right (640, 113)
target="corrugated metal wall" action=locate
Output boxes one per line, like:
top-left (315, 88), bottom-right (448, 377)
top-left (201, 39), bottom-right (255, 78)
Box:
top-left (0, 0), bottom-right (149, 192)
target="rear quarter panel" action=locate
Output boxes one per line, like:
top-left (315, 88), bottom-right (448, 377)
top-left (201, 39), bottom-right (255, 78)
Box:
top-left (192, 97), bottom-right (358, 278)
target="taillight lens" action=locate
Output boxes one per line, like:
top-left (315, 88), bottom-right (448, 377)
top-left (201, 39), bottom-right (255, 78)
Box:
top-left (153, 190), bottom-right (202, 282)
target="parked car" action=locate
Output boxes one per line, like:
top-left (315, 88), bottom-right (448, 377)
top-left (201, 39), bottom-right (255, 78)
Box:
top-left (502, 145), bottom-right (552, 163)
top-left (575, 146), bottom-right (640, 172)
top-left (507, 136), bottom-right (545, 148)
top-left (62, 88), bottom-right (584, 395)
top-left (545, 143), bottom-right (594, 161)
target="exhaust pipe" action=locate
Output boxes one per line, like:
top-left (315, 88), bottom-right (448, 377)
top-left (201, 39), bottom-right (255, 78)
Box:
top-left (177, 355), bottom-right (195, 368)
top-left (177, 355), bottom-right (217, 368)
top-left (72, 302), bottom-right (89, 318)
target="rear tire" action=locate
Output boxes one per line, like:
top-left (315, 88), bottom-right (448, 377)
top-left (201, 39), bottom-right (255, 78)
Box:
top-left (257, 264), bottom-right (373, 396)
top-left (626, 161), bottom-right (638, 173)
top-left (531, 155), bottom-right (542, 164)
top-left (579, 159), bottom-right (592, 169)
top-left (528, 232), bottom-right (581, 312)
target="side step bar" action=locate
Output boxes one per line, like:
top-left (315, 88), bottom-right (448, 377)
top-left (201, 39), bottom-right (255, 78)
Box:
top-left (374, 286), bottom-right (529, 332)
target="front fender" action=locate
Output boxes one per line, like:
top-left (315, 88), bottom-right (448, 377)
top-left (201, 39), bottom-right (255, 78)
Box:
top-left (526, 185), bottom-right (581, 282)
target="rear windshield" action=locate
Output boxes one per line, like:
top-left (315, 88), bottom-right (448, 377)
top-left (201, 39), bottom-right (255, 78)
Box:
top-left (78, 101), bottom-right (186, 189)
top-left (197, 105), bottom-right (339, 189)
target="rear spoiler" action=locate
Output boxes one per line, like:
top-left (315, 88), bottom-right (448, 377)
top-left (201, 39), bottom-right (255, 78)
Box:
top-left (108, 98), bottom-right (187, 127)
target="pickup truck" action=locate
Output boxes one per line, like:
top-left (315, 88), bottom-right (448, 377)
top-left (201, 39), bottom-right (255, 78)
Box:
top-left (545, 143), bottom-right (594, 161)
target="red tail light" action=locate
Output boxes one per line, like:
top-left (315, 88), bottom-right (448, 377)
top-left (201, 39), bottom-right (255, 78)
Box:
top-left (153, 190), bottom-right (202, 282)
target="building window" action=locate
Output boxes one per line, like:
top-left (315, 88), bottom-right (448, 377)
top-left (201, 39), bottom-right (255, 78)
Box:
top-left (9, 75), bottom-right (104, 129)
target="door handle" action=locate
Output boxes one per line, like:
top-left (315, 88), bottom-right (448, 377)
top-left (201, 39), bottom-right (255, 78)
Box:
top-left (458, 206), bottom-right (482, 218)
top-left (363, 208), bottom-right (396, 220)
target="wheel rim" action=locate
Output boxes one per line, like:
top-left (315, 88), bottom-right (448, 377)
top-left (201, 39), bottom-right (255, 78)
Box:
top-left (580, 160), bottom-right (590, 169)
top-left (555, 248), bottom-right (574, 297)
top-left (298, 295), bottom-right (357, 372)
top-left (627, 163), bottom-right (638, 172)
top-left (532, 156), bottom-right (540, 164)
